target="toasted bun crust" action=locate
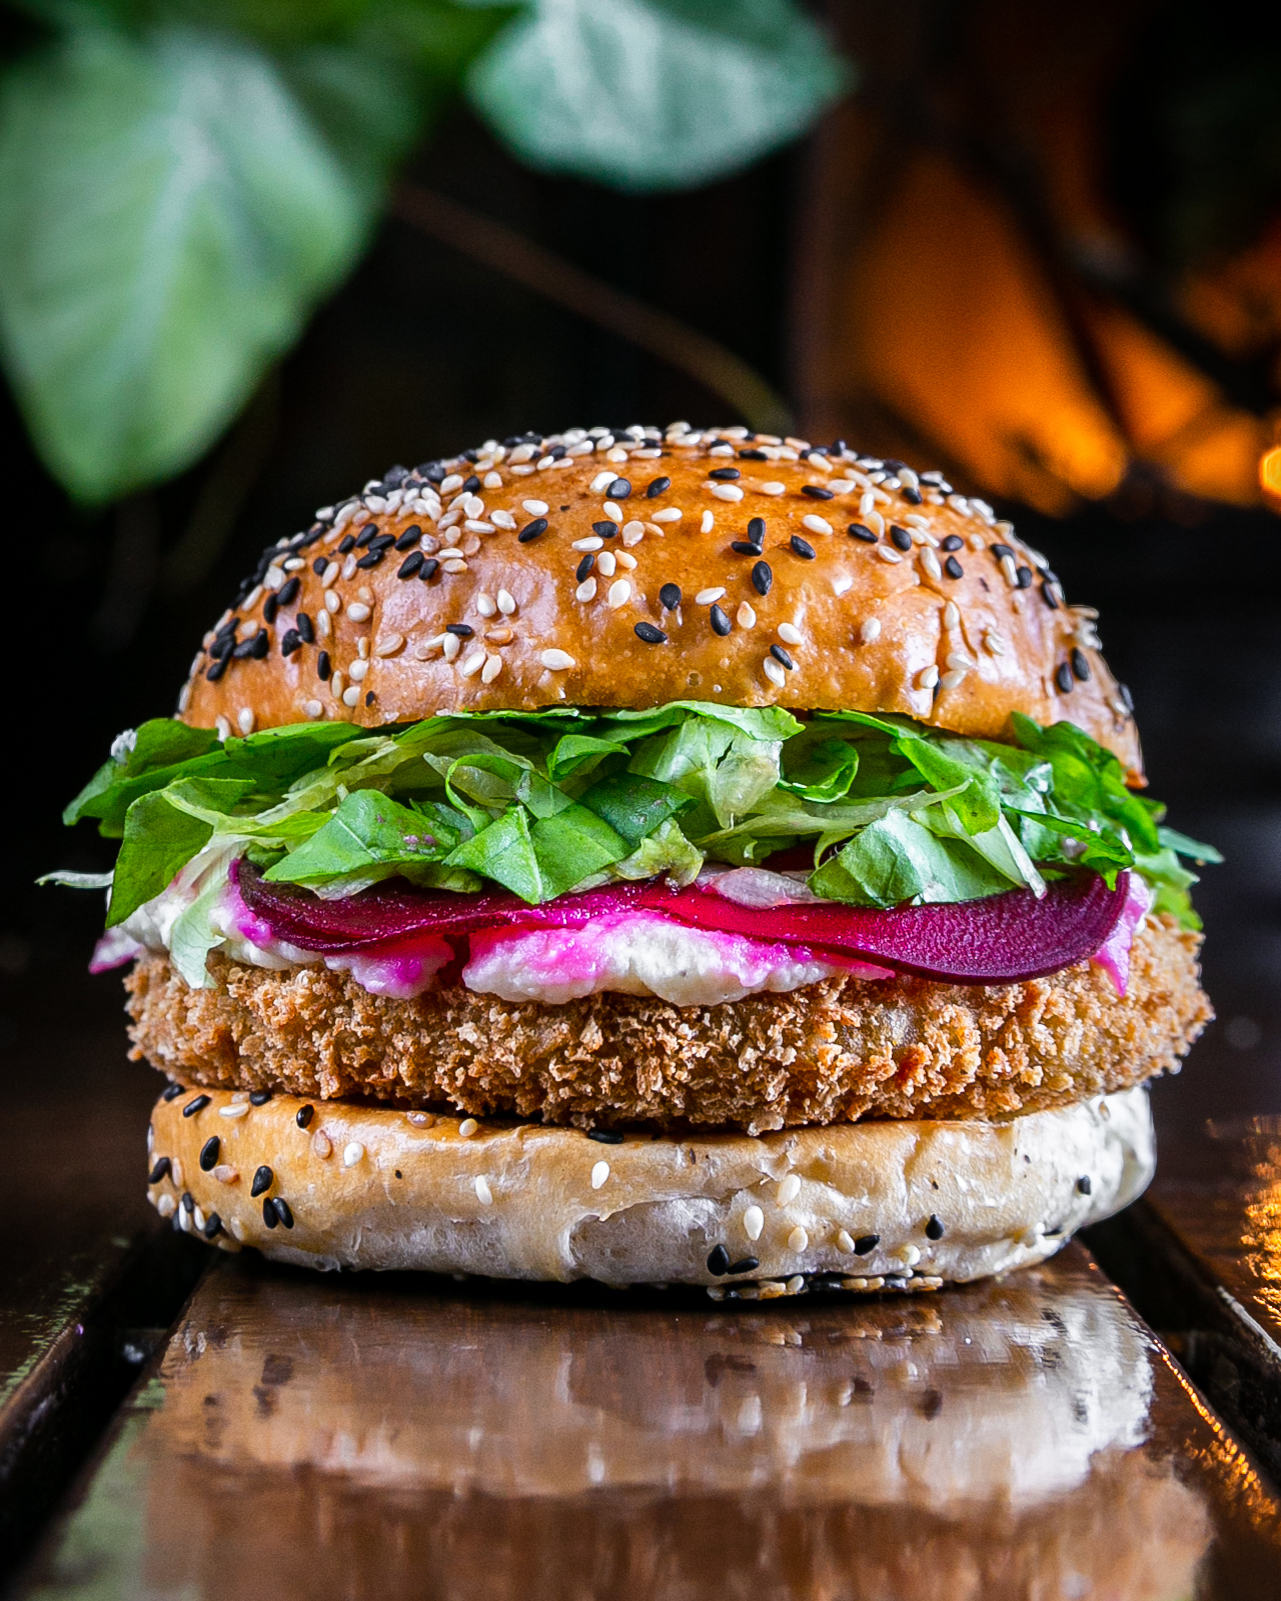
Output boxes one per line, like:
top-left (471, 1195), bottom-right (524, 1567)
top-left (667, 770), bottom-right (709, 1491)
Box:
top-left (148, 1083), bottom-right (1153, 1285)
top-left (180, 428), bottom-right (1141, 774)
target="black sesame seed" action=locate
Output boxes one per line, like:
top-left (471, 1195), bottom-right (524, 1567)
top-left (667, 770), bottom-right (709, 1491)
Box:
top-left (770, 644), bottom-right (795, 669)
top-left (889, 525), bottom-right (913, 551)
top-left (659, 583), bottom-right (681, 610)
top-left (518, 518), bottom-right (548, 543)
top-left (355, 522), bottom-right (379, 549)
top-left (739, 448), bottom-right (767, 460)
top-left (1119, 683), bottom-right (1134, 712)
top-left (394, 525), bottom-right (423, 551)
top-left (297, 613), bottom-right (314, 644)
top-left (576, 553), bottom-right (595, 582)
top-left (209, 634), bottom-right (235, 660)
top-left (382, 465), bottom-right (408, 486)
top-left (296, 1104), bottom-right (314, 1129)
top-left (263, 1197), bottom-right (279, 1229)
top-left (1040, 581), bottom-right (1060, 609)
top-left (368, 533), bottom-right (395, 553)
top-left (727, 1257), bottom-right (760, 1275)
top-left (1070, 647), bottom-right (1091, 682)
top-left (203, 1213), bottom-right (222, 1239)
top-left (708, 467), bottom-right (741, 481)
top-left (944, 556), bottom-right (964, 580)
top-left (422, 462), bottom-right (446, 483)
top-left (263, 592), bottom-right (279, 625)
top-left (337, 533), bottom-right (356, 554)
top-left (1076, 1175), bottom-right (1092, 1195)
top-left (312, 557), bottom-right (328, 575)
top-left (397, 551), bottom-right (424, 579)
top-left (990, 542), bottom-right (1014, 560)
top-left (854, 1234), bottom-right (880, 1255)
top-left (205, 657), bottom-right (228, 682)
top-left (592, 520), bottom-right (619, 539)
top-left (249, 1089), bottom-right (272, 1106)
top-left (250, 1165), bottom-right (273, 1198)
top-left (280, 628), bottom-right (301, 656)
top-left (747, 517), bottom-right (765, 543)
top-left (903, 486), bottom-right (923, 505)
top-left (181, 1191), bottom-right (195, 1213)
top-left (277, 576), bottom-right (300, 606)
top-left (252, 630), bottom-right (271, 659)
top-left (463, 474), bottom-right (482, 493)
top-left (635, 622), bottom-right (667, 644)
top-left (1015, 565), bottom-right (1033, 588)
top-left (1055, 662), bottom-right (1074, 693)
top-left (940, 534), bottom-right (963, 552)
top-left (802, 484), bottom-right (834, 500)
top-left (199, 1136), bottom-right (219, 1170)
top-left (149, 1156), bottom-right (171, 1183)
top-left (355, 549), bottom-right (384, 570)
top-left (317, 650), bottom-right (331, 682)
top-left (710, 604), bottom-right (732, 636)
top-left (446, 623), bottom-right (474, 637)
top-left (752, 560), bottom-right (773, 595)
top-left (183, 1095), bottom-right (210, 1118)
top-left (645, 476), bottom-right (671, 498)
top-left (588, 1130), bottom-right (624, 1144)
top-left (365, 691), bottom-right (374, 707)
top-left (608, 478), bottom-right (631, 498)
top-left (790, 535), bottom-right (816, 560)
top-left (925, 1214), bottom-right (945, 1240)
top-left (274, 1198), bottom-right (294, 1229)
top-left (707, 1244), bottom-right (730, 1276)
top-left (162, 1082), bottom-right (185, 1101)
top-left (847, 524), bottom-right (877, 543)
top-left (731, 541), bottom-right (762, 555)
top-left (418, 559), bottom-right (439, 581)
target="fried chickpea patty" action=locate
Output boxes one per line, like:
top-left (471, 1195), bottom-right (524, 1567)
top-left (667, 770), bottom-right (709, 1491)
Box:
top-left (126, 916), bottom-right (1210, 1134)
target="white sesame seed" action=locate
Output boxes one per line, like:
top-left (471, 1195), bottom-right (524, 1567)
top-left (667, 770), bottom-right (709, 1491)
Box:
top-left (303, 699), bottom-right (323, 719)
top-left (591, 1160), bottom-right (610, 1190)
top-left (331, 671), bottom-right (345, 697)
top-left (343, 1142), bottom-right (365, 1167)
top-left (695, 587), bottom-right (725, 604)
top-left (156, 1193), bottom-right (176, 1218)
top-left (700, 510), bottom-right (714, 533)
top-left (324, 591), bottom-right (340, 614)
top-left (940, 669), bottom-right (966, 690)
top-left (968, 532), bottom-right (986, 551)
top-left (459, 650), bottom-right (486, 677)
top-left (763, 657), bottom-right (786, 688)
top-left (736, 602), bottom-right (756, 628)
top-left (744, 1205), bottom-right (765, 1241)
top-left (787, 1225), bottom-right (809, 1254)
top-left (917, 665), bottom-right (940, 689)
top-left (802, 513), bottom-right (833, 536)
top-left (219, 1102), bottom-right (250, 1119)
top-left (760, 481), bottom-right (786, 495)
top-left (946, 651), bottom-right (973, 670)
top-left (943, 601), bottom-right (960, 628)
top-left (192, 1205), bottom-right (205, 1232)
top-left (572, 536), bottom-right (603, 551)
top-left (406, 1111), bottom-right (434, 1127)
top-left (349, 659), bottom-right (369, 682)
top-left (591, 471), bottom-right (615, 493)
top-left (836, 1229), bottom-right (855, 1253)
top-left (651, 507), bottom-right (682, 522)
top-left (462, 495), bottom-right (483, 518)
top-left (476, 593), bottom-right (496, 617)
top-left (876, 546), bottom-right (902, 564)
top-left (283, 556), bottom-right (305, 572)
top-left (458, 1118), bottom-right (479, 1138)
top-left (576, 578), bottom-right (597, 602)
top-left (540, 649), bottom-right (575, 671)
top-left (490, 510), bottom-right (515, 530)
top-left (322, 562), bottom-right (339, 587)
top-left (341, 554), bottom-right (358, 581)
top-left (537, 455), bottom-right (554, 470)
top-left (596, 550), bottom-right (616, 577)
top-left (437, 547), bottom-right (465, 560)
top-left (497, 589), bottom-right (516, 615)
top-left (442, 559), bottom-right (469, 574)
top-left (859, 618), bottom-right (882, 643)
top-left (264, 565), bottom-right (285, 591)
top-left (463, 519), bottom-right (493, 534)
top-left (342, 686), bottom-right (360, 707)
top-left (374, 633), bottom-right (404, 658)
top-left (778, 622), bottom-right (803, 646)
top-left (522, 499), bottom-right (549, 516)
top-left (237, 708), bottom-right (255, 735)
top-left (177, 683), bottom-right (192, 714)
top-left (903, 513), bottom-right (930, 529)
top-left (347, 602), bottom-right (372, 622)
top-left (1000, 554), bottom-right (1019, 587)
top-left (312, 1130), bottom-right (332, 1157)
top-left (777, 1173), bottom-right (801, 1205)
top-left (481, 654), bottom-right (502, 684)
top-left (603, 500), bottom-right (623, 520)
top-left (474, 1175), bottom-right (494, 1205)
top-left (607, 579), bottom-right (631, 609)
top-left (442, 633), bottom-right (462, 661)
top-left (920, 549), bottom-right (942, 579)
top-left (711, 483), bottom-right (744, 501)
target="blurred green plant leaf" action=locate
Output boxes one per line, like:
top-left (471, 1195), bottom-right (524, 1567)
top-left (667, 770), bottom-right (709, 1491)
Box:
top-left (466, 0), bottom-right (846, 191)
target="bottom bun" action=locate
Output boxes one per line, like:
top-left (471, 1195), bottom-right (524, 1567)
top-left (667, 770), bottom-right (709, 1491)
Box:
top-left (148, 1085), bottom-right (1154, 1288)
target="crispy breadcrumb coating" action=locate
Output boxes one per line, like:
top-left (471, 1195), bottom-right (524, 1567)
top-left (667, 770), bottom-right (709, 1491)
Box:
top-left (125, 915), bottom-right (1210, 1134)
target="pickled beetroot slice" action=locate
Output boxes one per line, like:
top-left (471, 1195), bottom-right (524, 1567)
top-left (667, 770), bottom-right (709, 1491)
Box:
top-left (235, 861), bottom-right (1132, 985)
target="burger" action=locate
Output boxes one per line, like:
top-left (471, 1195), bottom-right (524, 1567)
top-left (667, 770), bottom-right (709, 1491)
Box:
top-left (53, 424), bottom-right (1215, 1295)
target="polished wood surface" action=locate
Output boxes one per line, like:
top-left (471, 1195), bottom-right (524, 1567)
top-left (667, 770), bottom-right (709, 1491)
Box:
top-left (11, 1243), bottom-right (1281, 1601)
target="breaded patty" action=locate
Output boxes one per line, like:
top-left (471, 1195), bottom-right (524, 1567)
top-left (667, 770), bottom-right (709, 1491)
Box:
top-left (126, 916), bottom-right (1210, 1133)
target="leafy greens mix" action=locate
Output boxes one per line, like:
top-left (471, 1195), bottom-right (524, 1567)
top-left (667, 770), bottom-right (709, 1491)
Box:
top-left (58, 703), bottom-right (1218, 932)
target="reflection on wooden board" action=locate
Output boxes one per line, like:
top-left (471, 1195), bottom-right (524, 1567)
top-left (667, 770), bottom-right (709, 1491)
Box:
top-left (14, 1244), bottom-right (1281, 1601)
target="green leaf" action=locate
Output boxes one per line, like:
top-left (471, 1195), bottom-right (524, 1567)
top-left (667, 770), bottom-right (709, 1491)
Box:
top-left (778, 736), bottom-right (860, 803)
top-left (1157, 825), bottom-right (1223, 864)
top-left (264, 788), bottom-right (463, 887)
top-left (108, 790), bottom-right (213, 926)
top-left (467, 0), bottom-right (846, 191)
top-left (0, 23), bottom-right (373, 501)
top-left (603, 700), bottom-right (801, 743)
top-left (577, 771), bottom-right (693, 844)
top-left (444, 806), bottom-right (542, 902)
top-left (167, 875), bottom-right (225, 989)
top-left (545, 732), bottom-right (628, 783)
top-left (529, 803), bottom-right (632, 899)
top-left (809, 808), bottom-right (1011, 909)
top-left (63, 718), bottom-right (221, 828)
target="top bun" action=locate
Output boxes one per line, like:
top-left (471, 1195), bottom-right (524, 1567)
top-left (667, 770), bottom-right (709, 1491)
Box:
top-left (180, 425), bottom-right (1141, 775)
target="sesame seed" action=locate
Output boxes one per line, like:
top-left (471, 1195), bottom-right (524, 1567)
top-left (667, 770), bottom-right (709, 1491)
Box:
top-left (706, 1244), bottom-right (731, 1276)
top-left (475, 1176), bottom-right (494, 1205)
top-left (477, 592), bottom-right (497, 616)
top-left (777, 1173), bottom-right (801, 1206)
top-left (763, 657), bottom-right (786, 687)
top-left (926, 1214), bottom-right (945, 1240)
top-left (836, 1230), bottom-right (855, 1253)
top-left (744, 1205), bottom-right (765, 1240)
top-left (442, 559), bottom-right (469, 574)
top-left (199, 1136), bottom-right (219, 1170)
top-left (347, 602), bottom-right (372, 622)
top-left (458, 1118), bottom-right (479, 1137)
top-left (731, 540), bottom-right (761, 555)
top-left (341, 686), bottom-right (359, 707)
top-left (1055, 662), bottom-right (1074, 693)
top-left (602, 501), bottom-right (624, 522)
top-left (497, 589), bottom-right (516, 614)
top-left (1077, 1175), bottom-right (1092, 1195)
top-left (162, 1082), bottom-right (185, 1102)
top-left (635, 622), bottom-right (667, 644)
top-left (397, 551), bottom-right (425, 578)
top-left (848, 523), bottom-right (877, 542)
top-left (459, 650), bottom-right (486, 677)
top-left (590, 470), bottom-right (615, 493)
top-left (312, 1131), bottom-right (332, 1158)
top-left (761, 481), bottom-right (786, 495)
top-left (590, 1160), bottom-right (610, 1189)
top-left (695, 587), bottom-right (725, 604)
top-left (342, 1142), bottom-right (365, 1167)
top-left (219, 1101), bottom-right (250, 1119)
top-left (801, 514), bottom-right (833, 537)
top-left (736, 602), bottom-right (756, 628)
top-left (708, 467), bottom-right (741, 481)
top-left (876, 546), bottom-right (902, 564)
top-left (540, 649), bottom-right (575, 671)
top-left (651, 507), bottom-right (682, 523)
top-left (712, 483), bottom-right (744, 501)
top-left (296, 1104), bottom-right (314, 1128)
top-left (576, 578), bottom-right (597, 602)
top-left (1015, 565), bottom-right (1033, 588)
top-left (889, 525), bottom-right (913, 551)
top-left (645, 476), bottom-right (671, 498)
top-left (572, 536), bottom-right (604, 552)
top-left (608, 478), bottom-right (631, 498)
top-left (607, 579), bottom-right (632, 608)
top-left (854, 1233), bottom-right (880, 1255)
top-left (273, 1198), bottom-right (294, 1229)
top-left (941, 534), bottom-right (963, 551)
top-left (917, 665), bottom-right (939, 689)
top-left (939, 669), bottom-right (966, 690)
top-left (790, 535), bottom-right (816, 560)
top-left (944, 556), bottom-right (964, 579)
top-left (777, 622), bottom-right (802, 645)
top-left (920, 548), bottom-right (942, 580)
top-left (481, 654), bottom-right (502, 683)
top-left (787, 1226), bottom-right (809, 1253)
top-left (149, 1156), bottom-right (171, 1184)
top-left (1070, 647), bottom-right (1091, 681)
top-left (802, 485), bottom-right (834, 500)
top-left (700, 510), bottom-right (714, 533)
top-left (517, 518), bottom-right (547, 543)
top-left (251, 1166), bottom-right (273, 1197)
top-left (710, 604), bottom-right (732, 636)
top-left (752, 560), bottom-right (772, 595)
top-left (596, 551), bottom-right (616, 577)
top-left (770, 644), bottom-right (795, 669)
top-left (183, 1095), bottom-right (210, 1118)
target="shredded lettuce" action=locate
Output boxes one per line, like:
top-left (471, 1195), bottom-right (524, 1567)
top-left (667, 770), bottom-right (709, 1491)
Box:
top-left (53, 704), bottom-right (1220, 927)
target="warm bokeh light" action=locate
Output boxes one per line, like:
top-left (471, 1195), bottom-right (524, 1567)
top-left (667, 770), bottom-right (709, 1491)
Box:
top-left (1259, 445), bottom-right (1281, 500)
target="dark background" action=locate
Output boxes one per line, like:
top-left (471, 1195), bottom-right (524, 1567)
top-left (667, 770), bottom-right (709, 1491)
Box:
top-left (1, 101), bottom-right (1274, 1146)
